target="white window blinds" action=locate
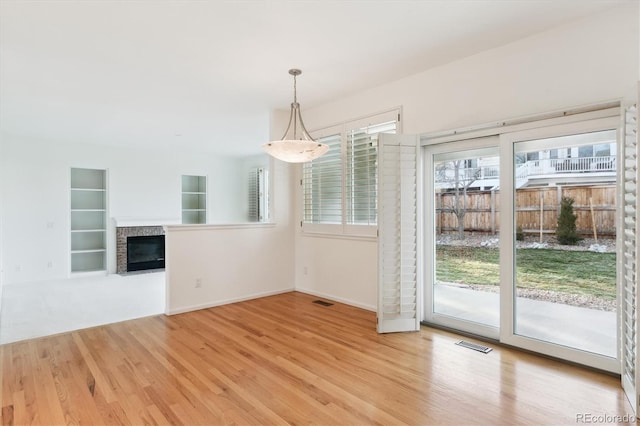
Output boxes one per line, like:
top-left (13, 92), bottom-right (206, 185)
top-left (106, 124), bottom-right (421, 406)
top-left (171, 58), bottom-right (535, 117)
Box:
top-left (302, 133), bottom-right (342, 224)
top-left (302, 110), bottom-right (399, 235)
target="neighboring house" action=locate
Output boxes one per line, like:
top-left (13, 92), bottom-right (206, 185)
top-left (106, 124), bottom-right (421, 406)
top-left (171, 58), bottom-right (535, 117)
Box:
top-left (436, 141), bottom-right (617, 192)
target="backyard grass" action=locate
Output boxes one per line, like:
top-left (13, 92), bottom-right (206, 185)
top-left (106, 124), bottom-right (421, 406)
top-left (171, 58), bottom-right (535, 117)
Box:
top-left (436, 246), bottom-right (616, 300)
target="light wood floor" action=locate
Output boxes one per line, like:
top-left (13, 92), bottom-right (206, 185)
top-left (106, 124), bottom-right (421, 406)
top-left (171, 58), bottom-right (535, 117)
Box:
top-left (0, 291), bottom-right (634, 425)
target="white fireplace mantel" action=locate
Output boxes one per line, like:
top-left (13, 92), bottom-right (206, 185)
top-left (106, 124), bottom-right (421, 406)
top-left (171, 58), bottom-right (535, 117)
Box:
top-left (113, 217), bottom-right (182, 227)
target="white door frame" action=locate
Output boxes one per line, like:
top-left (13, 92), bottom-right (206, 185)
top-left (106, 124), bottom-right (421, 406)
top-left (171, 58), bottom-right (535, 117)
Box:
top-left (423, 136), bottom-right (500, 340)
top-left (499, 116), bottom-right (620, 373)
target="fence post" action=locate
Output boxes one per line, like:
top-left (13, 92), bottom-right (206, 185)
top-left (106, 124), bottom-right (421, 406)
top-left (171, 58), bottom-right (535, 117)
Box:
top-left (437, 192), bottom-right (442, 235)
top-left (590, 197), bottom-right (598, 243)
top-left (540, 192), bottom-right (544, 243)
top-left (491, 190), bottom-right (496, 235)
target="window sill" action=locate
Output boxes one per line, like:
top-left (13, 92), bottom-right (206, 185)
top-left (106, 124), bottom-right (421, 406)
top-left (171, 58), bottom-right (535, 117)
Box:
top-left (300, 230), bottom-right (378, 242)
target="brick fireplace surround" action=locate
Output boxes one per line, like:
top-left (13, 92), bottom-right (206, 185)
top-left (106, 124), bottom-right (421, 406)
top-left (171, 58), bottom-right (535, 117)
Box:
top-left (116, 226), bottom-right (165, 274)
top-left (114, 218), bottom-right (180, 274)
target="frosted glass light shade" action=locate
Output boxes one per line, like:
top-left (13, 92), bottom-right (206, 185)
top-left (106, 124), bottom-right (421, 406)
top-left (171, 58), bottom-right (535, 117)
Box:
top-left (263, 139), bottom-right (329, 163)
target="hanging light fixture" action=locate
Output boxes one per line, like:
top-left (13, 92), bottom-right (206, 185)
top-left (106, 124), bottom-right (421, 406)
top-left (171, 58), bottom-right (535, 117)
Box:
top-left (263, 69), bottom-right (329, 163)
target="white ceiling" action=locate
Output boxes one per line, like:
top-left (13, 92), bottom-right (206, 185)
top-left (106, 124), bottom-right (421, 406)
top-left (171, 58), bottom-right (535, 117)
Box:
top-left (0, 0), bottom-right (631, 156)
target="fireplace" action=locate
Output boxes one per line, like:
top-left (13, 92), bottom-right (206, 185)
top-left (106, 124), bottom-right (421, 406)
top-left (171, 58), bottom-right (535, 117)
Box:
top-left (127, 235), bottom-right (165, 272)
top-left (115, 224), bottom-right (168, 274)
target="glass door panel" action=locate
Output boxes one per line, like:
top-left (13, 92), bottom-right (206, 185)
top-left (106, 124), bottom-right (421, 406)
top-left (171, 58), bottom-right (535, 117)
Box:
top-left (512, 130), bottom-right (617, 358)
top-left (426, 141), bottom-right (500, 337)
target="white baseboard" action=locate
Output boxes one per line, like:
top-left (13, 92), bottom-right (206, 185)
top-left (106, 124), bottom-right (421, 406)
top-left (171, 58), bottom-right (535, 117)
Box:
top-left (294, 287), bottom-right (376, 312)
top-left (165, 287), bottom-right (295, 315)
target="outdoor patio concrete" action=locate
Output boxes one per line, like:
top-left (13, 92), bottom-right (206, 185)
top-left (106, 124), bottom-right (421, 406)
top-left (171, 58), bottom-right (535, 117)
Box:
top-left (434, 284), bottom-right (616, 358)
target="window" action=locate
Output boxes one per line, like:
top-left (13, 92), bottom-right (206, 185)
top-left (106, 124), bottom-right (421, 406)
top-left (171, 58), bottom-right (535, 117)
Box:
top-left (302, 110), bottom-right (399, 235)
top-left (526, 152), bottom-right (539, 161)
top-left (578, 144), bottom-right (593, 158)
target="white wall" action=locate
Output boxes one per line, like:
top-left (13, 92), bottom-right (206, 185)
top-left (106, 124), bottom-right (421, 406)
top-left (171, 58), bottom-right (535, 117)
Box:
top-left (0, 139), bottom-right (3, 306)
top-left (295, 3), bottom-right (639, 310)
top-left (0, 134), bottom-right (259, 284)
top-left (164, 223), bottom-right (294, 315)
top-left (294, 235), bottom-right (378, 310)
top-left (164, 156), bottom-right (296, 314)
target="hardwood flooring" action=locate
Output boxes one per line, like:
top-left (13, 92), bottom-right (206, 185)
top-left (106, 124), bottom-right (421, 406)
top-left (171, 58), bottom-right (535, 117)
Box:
top-left (0, 291), bottom-right (634, 425)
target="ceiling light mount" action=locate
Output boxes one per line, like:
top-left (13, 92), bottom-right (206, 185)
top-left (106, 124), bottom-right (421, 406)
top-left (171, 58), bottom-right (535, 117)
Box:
top-left (263, 69), bottom-right (329, 163)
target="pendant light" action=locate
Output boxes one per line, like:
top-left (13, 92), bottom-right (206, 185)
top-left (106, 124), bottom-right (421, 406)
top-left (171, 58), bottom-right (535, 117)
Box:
top-left (263, 69), bottom-right (329, 163)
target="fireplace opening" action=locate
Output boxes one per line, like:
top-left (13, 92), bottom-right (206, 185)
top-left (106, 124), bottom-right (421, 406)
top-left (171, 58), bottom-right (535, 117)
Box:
top-left (127, 235), bottom-right (165, 272)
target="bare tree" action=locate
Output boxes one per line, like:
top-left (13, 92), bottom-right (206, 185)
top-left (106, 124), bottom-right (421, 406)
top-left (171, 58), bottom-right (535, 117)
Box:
top-left (435, 160), bottom-right (481, 240)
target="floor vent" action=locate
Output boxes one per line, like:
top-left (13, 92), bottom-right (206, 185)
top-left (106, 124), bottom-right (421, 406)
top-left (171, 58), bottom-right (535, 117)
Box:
top-left (312, 300), bottom-right (334, 307)
top-left (455, 340), bottom-right (493, 354)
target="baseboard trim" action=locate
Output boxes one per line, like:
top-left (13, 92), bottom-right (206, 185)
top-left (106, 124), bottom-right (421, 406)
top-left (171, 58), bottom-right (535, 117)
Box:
top-left (165, 287), bottom-right (295, 315)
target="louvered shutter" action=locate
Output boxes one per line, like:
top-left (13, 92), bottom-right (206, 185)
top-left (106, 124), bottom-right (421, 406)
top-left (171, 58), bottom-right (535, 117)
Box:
top-left (346, 120), bottom-right (397, 227)
top-left (622, 104), bottom-right (639, 417)
top-left (248, 168), bottom-right (259, 222)
top-left (248, 168), bottom-right (268, 222)
top-left (378, 134), bottom-right (421, 333)
top-left (302, 133), bottom-right (342, 225)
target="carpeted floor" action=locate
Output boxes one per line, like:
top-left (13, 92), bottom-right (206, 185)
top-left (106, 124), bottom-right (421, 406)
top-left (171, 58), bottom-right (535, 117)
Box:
top-left (0, 271), bottom-right (165, 344)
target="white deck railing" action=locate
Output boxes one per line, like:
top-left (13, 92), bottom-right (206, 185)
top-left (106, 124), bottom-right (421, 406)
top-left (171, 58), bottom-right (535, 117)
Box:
top-left (525, 156), bottom-right (616, 175)
top-left (436, 155), bottom-right (616, 188)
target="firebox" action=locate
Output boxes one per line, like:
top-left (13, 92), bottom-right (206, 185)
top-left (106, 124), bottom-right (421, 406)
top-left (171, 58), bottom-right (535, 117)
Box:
top-left (126, 235), bottom-right (165, 272)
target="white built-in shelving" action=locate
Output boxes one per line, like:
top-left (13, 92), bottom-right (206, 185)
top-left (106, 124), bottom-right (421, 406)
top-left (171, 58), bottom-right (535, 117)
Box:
top-left (70, 168), bottom-right (107, 273)
top-left (181, 175), bottom-right (207, 224)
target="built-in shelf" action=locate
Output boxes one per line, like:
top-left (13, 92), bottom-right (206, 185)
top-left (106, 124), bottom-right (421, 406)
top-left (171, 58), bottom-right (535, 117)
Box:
top-left (70, 168), bottom-right (107, 273)
top-left (182, 175), bottom-right (207, 224)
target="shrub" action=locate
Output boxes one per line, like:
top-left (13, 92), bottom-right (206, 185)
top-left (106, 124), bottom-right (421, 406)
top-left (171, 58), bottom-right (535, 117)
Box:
top-left (516, 225), bottom-right (524, 241)
top-left (556, 196), bottom-right (582, 245)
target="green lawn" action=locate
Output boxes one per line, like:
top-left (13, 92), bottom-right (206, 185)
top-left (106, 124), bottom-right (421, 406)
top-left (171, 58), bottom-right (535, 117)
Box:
top-left (436, 246), bottom-right (616, 300)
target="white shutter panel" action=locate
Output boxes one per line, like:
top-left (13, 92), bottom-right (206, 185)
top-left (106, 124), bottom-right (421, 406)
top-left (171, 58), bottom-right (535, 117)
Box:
top-left (346, 120), bottom-right (397, 226)
top-left (622, 104), bottom-right (639, 417)
top-left (378, 134), bottom-right (421, 333)
top-left (248, 168), bottom-right (268, 222)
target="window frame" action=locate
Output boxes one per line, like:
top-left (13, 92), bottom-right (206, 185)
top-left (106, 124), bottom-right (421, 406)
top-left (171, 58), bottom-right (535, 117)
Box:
top-left (301, 109), bottom-right (401, 237)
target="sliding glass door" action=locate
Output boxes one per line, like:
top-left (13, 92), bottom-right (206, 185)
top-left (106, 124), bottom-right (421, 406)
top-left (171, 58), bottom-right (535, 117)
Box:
top-left (511, 130), bottom-right (617, 357)
top-left (501, 123), bottom-right (620, 372)
top-left (423, 112), bottom-right (621, 373)
top-left (424, 138), bottom-right (500, 339)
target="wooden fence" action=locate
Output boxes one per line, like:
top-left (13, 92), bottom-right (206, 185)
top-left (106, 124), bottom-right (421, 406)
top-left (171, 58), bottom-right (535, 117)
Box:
top-left (436, 185), bottom-right (616, 238)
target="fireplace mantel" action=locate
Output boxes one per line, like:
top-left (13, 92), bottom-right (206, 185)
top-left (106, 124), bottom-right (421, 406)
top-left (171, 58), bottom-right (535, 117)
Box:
top-left (113, 217), bottom-right (181, 228)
